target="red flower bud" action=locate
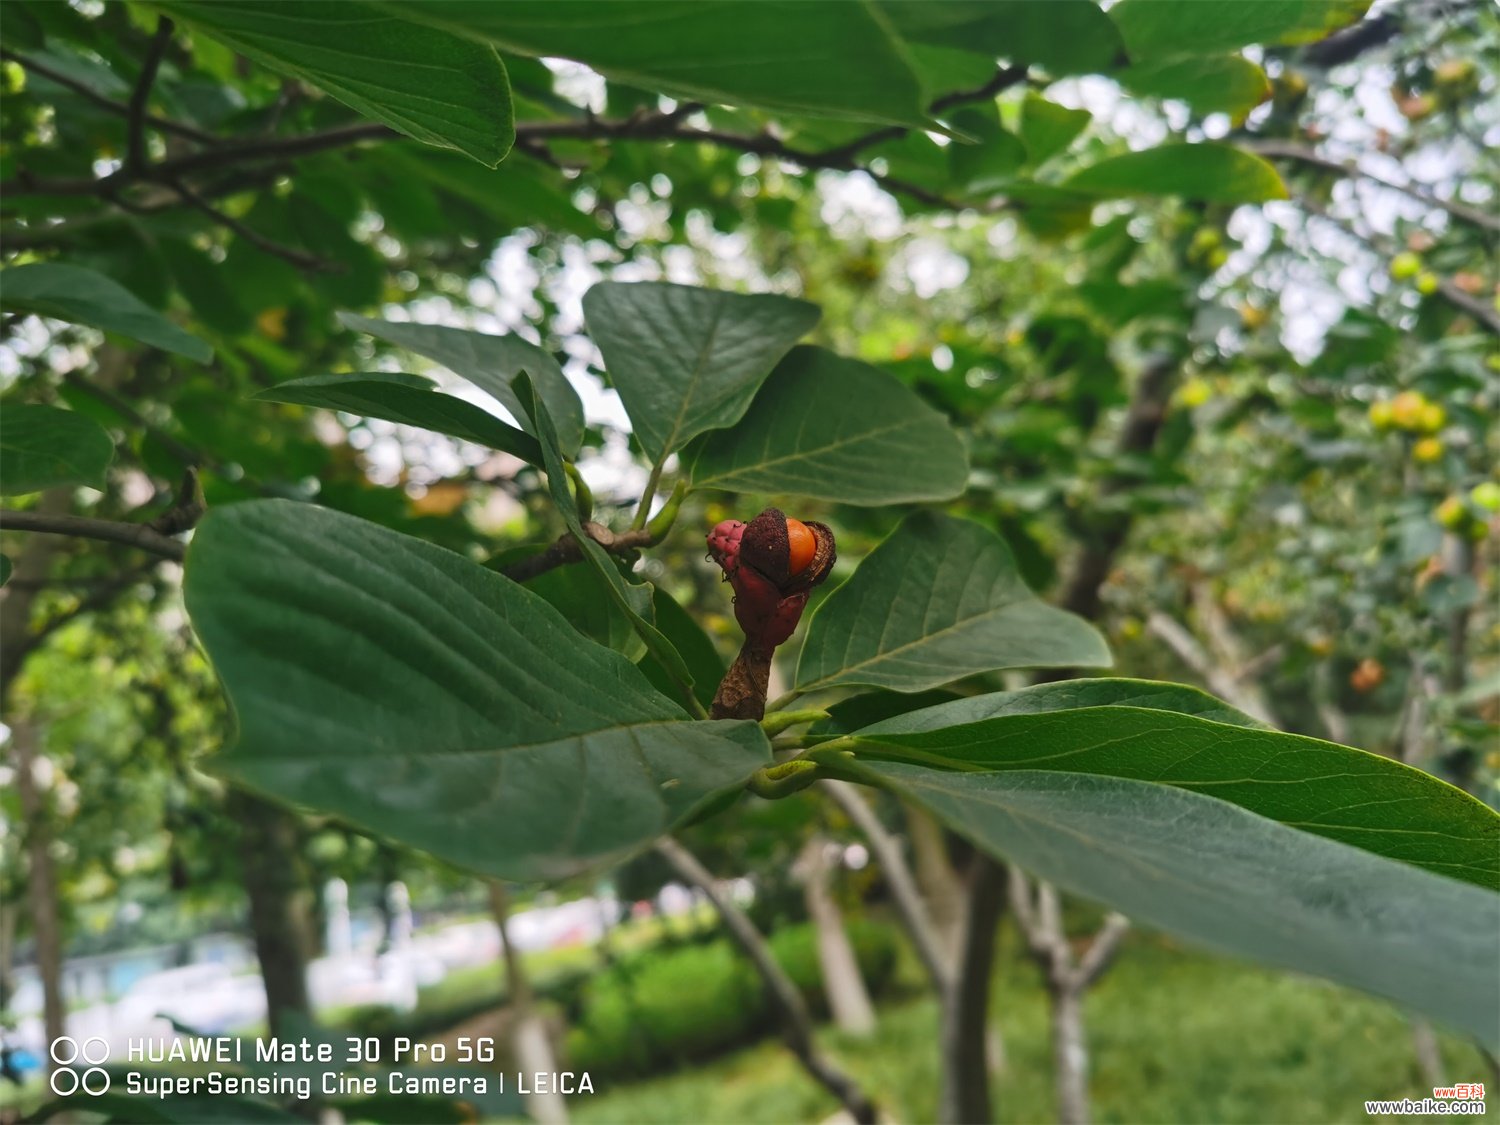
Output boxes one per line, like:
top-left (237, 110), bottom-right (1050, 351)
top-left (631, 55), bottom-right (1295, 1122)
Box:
top-left (707, 508), bottom-right (836, 657)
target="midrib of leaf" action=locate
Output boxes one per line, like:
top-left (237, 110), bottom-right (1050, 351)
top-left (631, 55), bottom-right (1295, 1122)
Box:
top-left (695, 418), bottom-right (915, 483)
top-left (656, 301), bottom-right (724, 457)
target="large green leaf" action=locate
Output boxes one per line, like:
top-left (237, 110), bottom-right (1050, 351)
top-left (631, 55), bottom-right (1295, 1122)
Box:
top-left (375, 0), bottom-right (929, 126)
top-left (1064, 143), bottom-right (1287, 203)
top-left (1119, 56), bottom-right (1271, 119)
top-left (685, 346), bottom-right (968, 506)
top-left (253, 373), bottom-right (542, 465)
top-left (1017, 94), bottom-right (1091, 166)
top-left (526, 559), bottom-right (646, 662)
top-left (338, 313), bottom-right (585, 457)
top-left (856, 764), bottom-right (1500, 1044)
top-left (0, 403), bottom-right (114, 496)
top-left (641, 586), bottom-right (727, 714)
top-left (1109, 0), bottom-right (1370, 58)
top-left (796, 513), bottom-right (1110, 692)
top-left (185, 499), bottom-right (767, 881)
top-left (583, 282), bottom-right (820, 463)
top-left (516, 374), bottom-right (699, 700)
top-left (880, 0), bottom-right (1126, 77)
top-left (850, 679), bottom-right (1500, 891)
top-left (1, 263), bottom-right (212, 362)
top-left (158, 1), bottom-right (514, 166)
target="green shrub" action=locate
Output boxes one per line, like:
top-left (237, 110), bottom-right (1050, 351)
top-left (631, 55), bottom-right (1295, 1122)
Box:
top-left (568, 918), bottom-right (903, 1079)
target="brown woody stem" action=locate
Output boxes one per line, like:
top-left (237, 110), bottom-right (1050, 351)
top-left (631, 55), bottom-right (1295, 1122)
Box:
top-left (711, 641), bottom-right (772, 720)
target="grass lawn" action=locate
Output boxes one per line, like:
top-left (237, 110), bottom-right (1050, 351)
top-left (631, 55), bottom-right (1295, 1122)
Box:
top-left (571, 929), bottom-right (1481, 1124)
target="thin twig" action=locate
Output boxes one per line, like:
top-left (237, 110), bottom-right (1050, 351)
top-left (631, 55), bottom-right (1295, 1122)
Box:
top-left (821, 779), bottom-right (954, 993)
top-left (654, 837), bottom-right (878, 1124)
top-left (126, 17), bottom-right (175, 175)
top-left (1246, 139), bottom-right (1500, 234)
top-left (0, 48), bottom-right (216, 143)
top-left (499, 521), bottom-right (656, 583)
top-left (0, 510), bottom-right (187, 561)
top-left (169, 177), bottom-right (331, 270)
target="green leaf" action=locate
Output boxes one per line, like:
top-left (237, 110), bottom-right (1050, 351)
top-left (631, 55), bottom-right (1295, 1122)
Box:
top-left (641, 586), bottom-right (727, 715)
top-left (185, 499), bottom-right (767, 880)
top-left (526, 560), bottom-right (646, 662)
top-left (1017, 93), bottom-right (1091, 166)
top-left (515, 373), bottom-right (699, 701)
top-left (158, 1), bottom-right (514, 166)
top-left (858, 764), bottom-right (1500, 1045)
top-left (252, 373), bottom-right (542, 465)
top-left (880, 0), bottom-right (1126, 77)
top-left (582, 282), bottom-right (820, 462)
top-left (1119, 56), bottom-right (1271, 119)
top-left (796, 513), bottom-right (1110, 692)
top-left (685, 346), bottom-right (968, 506)
top-left (1109, 0), bottom-right (1370, 58)
top-left (337, 313), bottom-right (585, 457)
top-left (948, 108), bottom-right (1027, 193)
top-left (375, 0), bottom-right (929, 127)
top-left (1, 263), bottom-right (212, 362)
top-left (1064, 143), bottom-right (1287, 203)
top-left (851, 679), bottom-right (1500, 891)
top-left (0, 403), bottom-right (114, 496)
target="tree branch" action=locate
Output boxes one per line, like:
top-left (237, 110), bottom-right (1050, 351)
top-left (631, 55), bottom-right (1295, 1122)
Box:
top-left (820, 779), bottom-right (955, 993)
top-left (499, 521), bottom-right (657, 583)
top-left (1245, 138), bottom-right (1500, 234)
top-left (126, 17), bottom-right (175, 176)
top-left (1, 510), bottom-right (187, 561)
top-left (0, 48), bottom-right (216, 144)
top-left (939, 853), bottom-right (1006, 1124)
top-left (654, 837), bottom-right (878, 1125)
top-left (168, 176), bottom-right (332, 270)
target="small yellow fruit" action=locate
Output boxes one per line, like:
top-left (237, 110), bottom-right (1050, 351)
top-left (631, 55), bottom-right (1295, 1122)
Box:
top-left (1389, 252), bottom-right (1422, 281)
top-left (1412, 437), bottom-right (1443, 463)
top-left (1368, 401), bottom-right (1395, 430)
top-left (1435, 496), bottom-right (1468, 530)
top-left (1418, 402), bottom-right (1446, 434)
top-left (1240, 304), bottom-right (1268, 330)
top-left (1178, 378), bottom-right (1213, 408)
top-left (1470, 482), bottom-right (1500, 513)
top-left (1389, 390), bottom-right (1426, 430)
top-left (1207, 248), bottom-right (1229, 269)
top-left (1415, 271), bottom-right (1440, 295)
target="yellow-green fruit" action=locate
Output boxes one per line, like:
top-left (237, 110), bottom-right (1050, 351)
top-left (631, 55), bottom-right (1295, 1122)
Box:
top-left (0, 61), bottom-right (24, 95)
top-left (1412, 437), bottom-right (1443, 463)
top-left (1471, 482), bottom-right (1500, 513)
top-left (1368, 400), bottom-right (1395, 430)
top-left (1465, 518), bottom-right (1490, 543)
top-left (1207, 248), bottom-right (1229, 269)
top-left (1190, 228), bottom-right (1222, 256)
top-left (1415, 271), bottom-right (1440, 295)
top-left (1389, 251), bottom-right (1422, 281)
top-left (1435, 496), bottom-right (1467, 530)
top-left (1418, 402), bottom-right (1446, 433)
top-left (1178, 377), bottom-right (1213, 408)
top-left (1389, 390), bottom-right (1426, 430)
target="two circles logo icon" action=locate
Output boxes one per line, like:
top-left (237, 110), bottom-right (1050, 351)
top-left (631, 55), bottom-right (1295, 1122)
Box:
top-left (48, 1036), bottom-right (111, 1096)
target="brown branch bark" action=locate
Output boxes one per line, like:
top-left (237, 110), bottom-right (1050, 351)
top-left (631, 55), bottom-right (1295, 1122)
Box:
top-left (488, 882), bottom-right (568, 1125)
top-left (1, 509), bottom-right (187, 561)
top-left (499, 521), bottom-right (655, 583)
top-left (938, 854), bottom-right (1007, 1124)
top-left (0, 48), bottom-right (215, 143)
top-left (654, 837), bottom-right (878, 1124)
top-left (126, 18), bottom-right (175, 175)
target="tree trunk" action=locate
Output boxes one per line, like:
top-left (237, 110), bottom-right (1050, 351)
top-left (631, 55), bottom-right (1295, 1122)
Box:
top-left (488, 881), bottom-right (568, 1125)
top-left (938, 855), bottom-right (1006, 1124)
top-left (228, 789), bottom-right (313, 1036)
top-left (12, 716), bottom-right (65, 1075)
top-left (796, 835), bottom-right (875, 1035)
top-left (1051, 986), bottom-right (1090, 1125)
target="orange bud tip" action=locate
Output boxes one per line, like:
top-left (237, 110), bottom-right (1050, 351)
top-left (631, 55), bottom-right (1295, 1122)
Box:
top-left (786, 518), bottom-right (816, 576)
